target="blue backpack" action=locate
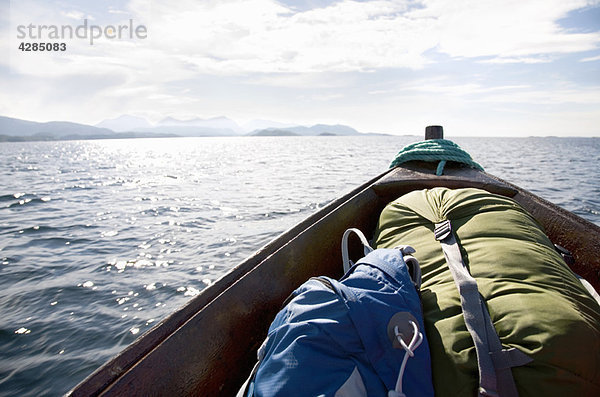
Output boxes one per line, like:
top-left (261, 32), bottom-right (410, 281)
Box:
top-left (238, 229), bottom-right (434, 397)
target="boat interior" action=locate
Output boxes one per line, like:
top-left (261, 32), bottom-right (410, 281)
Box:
top-left (70, 160), bottom-right (600, 396)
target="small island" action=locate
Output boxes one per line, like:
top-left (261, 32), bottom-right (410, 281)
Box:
top-left (251, 129), bottom-right (300, 136)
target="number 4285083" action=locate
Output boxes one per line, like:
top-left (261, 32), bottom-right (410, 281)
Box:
top-left (18, 42), bottom-right (67, 51)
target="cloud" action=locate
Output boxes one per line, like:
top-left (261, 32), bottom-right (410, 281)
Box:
top-left (402, 82), bottom-right (535, 97)
top-left (6, 0), bottom-right (600, 79)
top-left (61, 10), bottom-right (93, 21)
top-left (580, 54), bottom-right (600, 61)
top-left (479, 85), bottom-right (600, 105)
top-left (389, 78), bottom-right (600, 111)
top-left (108, 7), bottom-right (130, 15)
top-left (124, 0), bottom-right (600, 76)
top-left (383, 75), bottom-right (600, 106)
top-left (128, 0), bottom-right (434, 74)
top-left (479, 56), bottom-right (553, 64)
top-left (410, 0), bottom-right (600, 59)
top-left (243, 72), bottom-right (354, 88)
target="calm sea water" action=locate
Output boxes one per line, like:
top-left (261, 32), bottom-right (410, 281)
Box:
top-left (1, 136), bottom-right (599, 396)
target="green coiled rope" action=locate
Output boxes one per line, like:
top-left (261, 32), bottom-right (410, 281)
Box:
top-left (389, 139), bottom-right (484, 176)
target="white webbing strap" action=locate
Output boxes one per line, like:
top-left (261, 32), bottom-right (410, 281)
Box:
top-left (434, 220), bottom-right (531, 397)
top-left (388, 320), bottom-right (424, 397)
top-left (577, 275), bottom-right (600, 306)
top-left (341, 228), bottom-right (373, 273)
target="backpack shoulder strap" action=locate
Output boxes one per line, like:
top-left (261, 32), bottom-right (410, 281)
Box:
top-left (434, 220), bottom-right (531, 397)
top-left (341, 228), bottom-right (374, 273)
top-left (341, 228), bottom-right (421, 288)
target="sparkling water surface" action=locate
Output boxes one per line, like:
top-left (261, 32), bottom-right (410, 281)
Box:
top-left (1, 136), bottom-right (598, 396)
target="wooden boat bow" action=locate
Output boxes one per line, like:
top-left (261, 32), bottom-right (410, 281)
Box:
top-left (69, 128), bottom-right (600, 397)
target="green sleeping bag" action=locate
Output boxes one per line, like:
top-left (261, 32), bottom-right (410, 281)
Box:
top-left (374, 187), bottom-right (600, 396)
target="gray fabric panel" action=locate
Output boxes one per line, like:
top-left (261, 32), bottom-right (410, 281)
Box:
top-left (334, 366), bottom-right (367, 397)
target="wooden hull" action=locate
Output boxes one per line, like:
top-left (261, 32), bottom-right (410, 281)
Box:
top-left (69, 161), bottom-right (600, 396)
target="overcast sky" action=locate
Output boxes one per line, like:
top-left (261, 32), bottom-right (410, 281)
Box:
top-left (2, 0), bottom-right (600, 136)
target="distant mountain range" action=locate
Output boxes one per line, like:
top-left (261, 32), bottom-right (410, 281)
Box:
top-left (0, 114), bottom-right (366, 142)
top-left (95, 115), bottom-right (362, 137)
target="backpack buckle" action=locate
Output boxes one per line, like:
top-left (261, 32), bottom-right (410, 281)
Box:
top-left (554, 244), bottom-right (575, 266)
top-left (434, 220), bottom-right (452, 241)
